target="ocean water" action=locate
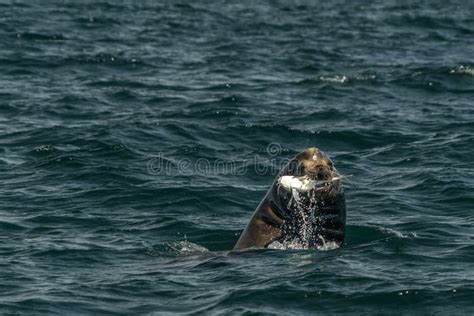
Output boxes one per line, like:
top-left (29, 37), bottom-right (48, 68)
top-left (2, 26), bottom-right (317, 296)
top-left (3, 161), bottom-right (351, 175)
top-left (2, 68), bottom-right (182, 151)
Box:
top-left (1, 1), bottom-right (473, 314)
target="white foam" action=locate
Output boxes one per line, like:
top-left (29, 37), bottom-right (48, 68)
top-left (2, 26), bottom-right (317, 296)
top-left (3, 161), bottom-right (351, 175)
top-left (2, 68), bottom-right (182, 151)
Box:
top-left (450, 65), bottom-right (474, 76)
top-left (167, 241), bottom-right (209, 256)
top-left (268, 240), bottom-right (306, 250)
top-left (319, 75), bottom-right (348, 83)
top-left (316, 238), bottom-right (340, 251)
top-left (267, 239), bottom-right (341, 251)
top-left (379, 227), bottom-right (418, 239)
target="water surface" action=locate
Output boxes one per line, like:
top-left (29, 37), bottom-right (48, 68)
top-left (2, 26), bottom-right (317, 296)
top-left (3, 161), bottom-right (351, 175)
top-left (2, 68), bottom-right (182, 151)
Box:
top-left (1, 1), bottom-right (473, 314)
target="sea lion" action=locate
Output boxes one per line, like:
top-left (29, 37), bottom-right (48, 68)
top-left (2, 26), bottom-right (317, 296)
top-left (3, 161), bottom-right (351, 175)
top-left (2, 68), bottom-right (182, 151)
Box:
top-left (234, 147), bottom-right (346, 250)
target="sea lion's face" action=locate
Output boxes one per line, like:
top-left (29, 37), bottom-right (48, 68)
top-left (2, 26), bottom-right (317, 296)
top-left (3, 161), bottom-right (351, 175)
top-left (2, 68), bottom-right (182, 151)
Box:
top-left (271, 148), bottom-right (345, 249)
top-left (279, 147), bottom-right (341, 194)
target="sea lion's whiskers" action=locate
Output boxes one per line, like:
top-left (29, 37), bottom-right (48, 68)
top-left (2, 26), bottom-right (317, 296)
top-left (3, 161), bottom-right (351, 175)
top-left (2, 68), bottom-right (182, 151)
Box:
top-left (330, 174), bottom-right (353, 182)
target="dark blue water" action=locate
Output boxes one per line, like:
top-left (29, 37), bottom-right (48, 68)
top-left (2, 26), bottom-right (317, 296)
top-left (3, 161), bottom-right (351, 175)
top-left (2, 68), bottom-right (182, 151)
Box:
top-left (1, 1), bottom-right (473, 314)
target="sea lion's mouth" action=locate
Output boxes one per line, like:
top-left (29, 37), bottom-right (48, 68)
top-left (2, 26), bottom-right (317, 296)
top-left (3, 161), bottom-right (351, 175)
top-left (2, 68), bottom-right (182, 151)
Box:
top-left (279, 157), bottom-right (339, 189)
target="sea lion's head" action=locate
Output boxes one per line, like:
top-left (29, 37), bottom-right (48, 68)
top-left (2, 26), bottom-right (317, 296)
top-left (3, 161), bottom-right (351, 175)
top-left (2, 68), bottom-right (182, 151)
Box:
top-left (270, 147), bottom-right (346, 249)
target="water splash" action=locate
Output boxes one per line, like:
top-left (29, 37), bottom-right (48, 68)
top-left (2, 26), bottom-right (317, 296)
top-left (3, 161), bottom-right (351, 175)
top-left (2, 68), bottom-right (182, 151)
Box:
top-left (275, 175), bottom-right (343, 250)
top-left (147, 241), bottom-right (210, 257)
top-left (268, 237), bottom-right (340, 251)
top-left (166, 241), bottom-right (210, 256)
